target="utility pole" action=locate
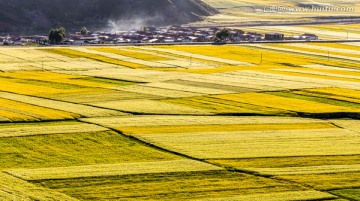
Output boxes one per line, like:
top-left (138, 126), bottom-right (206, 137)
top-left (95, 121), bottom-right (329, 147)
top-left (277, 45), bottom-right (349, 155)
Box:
top-left (259, 52), bottom-right (263, 65)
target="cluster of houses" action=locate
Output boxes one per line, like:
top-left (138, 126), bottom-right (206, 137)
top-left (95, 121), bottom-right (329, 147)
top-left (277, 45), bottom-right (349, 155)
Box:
top-left (0, 25), bottom-right (319, 46)
top-left (0, 35), bottom-right (46, 46)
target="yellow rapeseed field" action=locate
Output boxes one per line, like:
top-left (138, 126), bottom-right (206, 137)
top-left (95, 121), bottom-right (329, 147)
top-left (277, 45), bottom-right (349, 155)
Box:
top-left (0, 44), bottom-right (359, 200)
top-left (42, 48), bottom-right (149, 69)
top-left (209, 155), bottom-right (360, 169)
top-left (302, 87), bottom-right (360, 100)
top-left (196, 191), bottom-right (336, 201)
top-left (83, 115), bottom-right (325, 128)
top-left (34, 170), bottom-right (307, 201)
top-left (0, 130), bottom-right (180, 169)
top-left (331, 120), bottom-right (360, 133)
top-left (118, 122), bottom-right (335, 135)
top-left (0, 109), bottom-right (36, 122)
top-left (245, 164), bottom-right (360, 175)
top-left (91, 47), bottom-right (172, 61)
top-left (0, 92), bottom-right (126, 117)
top-left (91, 99), bottom-right (209, 115)
top-left (132, 128), bottom-right (360, 159)
top-left (0, 98), bottom-right (78, 121)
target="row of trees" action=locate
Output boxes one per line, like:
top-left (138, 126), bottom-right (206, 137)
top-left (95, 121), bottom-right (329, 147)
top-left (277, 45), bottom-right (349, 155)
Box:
top-left (215, 28), bottom-right (230, 42)
top-left (48, 27), bottom-right (88, 44)
top-left (48, 27), bottom-right (66, 44)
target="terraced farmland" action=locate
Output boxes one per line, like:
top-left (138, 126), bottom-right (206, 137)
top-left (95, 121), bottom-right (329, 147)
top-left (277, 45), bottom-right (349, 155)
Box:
top-left (1, 43), bottom-right (359, 200)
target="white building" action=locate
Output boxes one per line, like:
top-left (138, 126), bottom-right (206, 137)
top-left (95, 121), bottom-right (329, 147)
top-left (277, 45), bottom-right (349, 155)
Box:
top-left (301, 33), bottom-right (318, 40)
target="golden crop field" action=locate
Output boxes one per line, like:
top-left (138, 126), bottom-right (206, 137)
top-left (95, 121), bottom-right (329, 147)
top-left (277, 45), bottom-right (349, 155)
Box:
top-left (31, 171), bottom-right (313, 201)
top-left (0, 42), bottom-right (359, 200)
top-left (130, 128), bottom-right (360, 159)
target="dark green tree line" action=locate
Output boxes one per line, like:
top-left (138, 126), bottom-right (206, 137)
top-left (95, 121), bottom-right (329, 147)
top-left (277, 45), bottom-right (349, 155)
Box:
top-left (48, 27), bottom-right (66, 44)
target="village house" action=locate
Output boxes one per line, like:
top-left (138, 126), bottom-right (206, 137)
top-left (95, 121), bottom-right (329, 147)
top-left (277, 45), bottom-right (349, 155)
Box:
top-left (230, 29), bottom-right (245, 41)
top-left (301, 33), bottom-right (318, 40)
top-left (265, 33), bottom-right (284, 40)
top-left (62, 39), bottom-right (74, 45)
top-left (247, 32), bottom-right (263, 41)
top-left (13, 38), bottom-right (23, 46)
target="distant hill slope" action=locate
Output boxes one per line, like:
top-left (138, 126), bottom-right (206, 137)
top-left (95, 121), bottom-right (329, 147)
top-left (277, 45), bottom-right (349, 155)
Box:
top-left (0, 0), bottom-right (218, 33)
top-left (198, 0), bottom-right (360, 25)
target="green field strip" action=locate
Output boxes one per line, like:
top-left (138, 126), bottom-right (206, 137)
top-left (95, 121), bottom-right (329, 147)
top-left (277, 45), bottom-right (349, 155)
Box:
top-left (0, 122), bottom-right (108, 138)
top-left (195, 190), bottom-right (337, 201)
top-left (0, 172), bottom-right (78, 201)
top-left (0, 130), bottom-right (179, 170)
top-left (33, 170), bottom-right (307, 201)
top-left (331, 188), bottom-right (360, 200)
top-left (6, 160), bottom-right (222, 180)
top-left (208, 155), bottom-right (360, 169)
top-left (279, 172), bottom-right (360, 191)
top-left (244, 164), bottom-right (360, 176)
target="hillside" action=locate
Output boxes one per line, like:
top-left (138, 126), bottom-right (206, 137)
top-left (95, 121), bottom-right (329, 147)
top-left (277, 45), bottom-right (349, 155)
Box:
top-left (0, 0), bottom-right (218, 33)
top-left (198, 0), bottom-right (360, 25)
